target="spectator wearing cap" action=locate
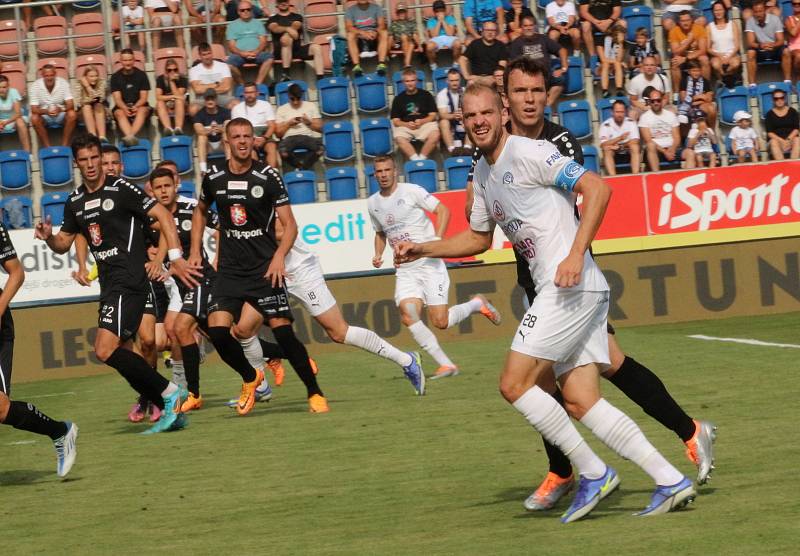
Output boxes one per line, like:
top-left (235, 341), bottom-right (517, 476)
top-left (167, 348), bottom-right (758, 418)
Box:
top-left (579, 0), bottom-right (625, 58)
top-left (345, 0), bottom-right (389, 77)
top-left (459, 21), bottom-right (509, 85)
top-left (661, 0), bottom-right (706, 35)
top-left (728, 110), bottom-right (761, 163)
top-left (226, 0), bottom-right (273, 85)
top-left (508, 15), bottom-right (568, 107)
top-left (599, 99), bottom-right (641, 175)
top-left (677, 59), bottom-right (716, 134)
top-left (0, 75), bottom-right (31, 152)
top-left (29, 64), bottom-right (78, 148)
top-left (463, 0), bottom-right (506, 44)
top-left (189, 42), bottom-right (237, 116)
top-left (638, 89), bottom-right (695, 171)
top-left (144, 0), bottom-right (185, 52)
top-left (436, 68), bottom-right (471, 155)
top-left (274, 83), bottom-right (324, 170)
top-left (109, 49), bottom-right (151, 146)
top-left (764, 88), bottom-right (800, 160)
top-left (668, 10), bottom-right (711, 90)
top-left (193, 88), bottom-right (231, 173)
top-left (746, 1), bottom-right (792, 87)
top-left (391, 68), bottom-right (440, 160)
top-left (231, 80), bottom-right (278, 167)
top-left (507, 0), bottom-right (535, 42)
top-left (627, 56), bottom-right (672, 121)
top-left (390, 3), bottom-right (421, 69)
top-left (267, 1), bottom-right (325, 83)
top-left (686, 110), bottom-right (718, 168)
top-left (426, 1), bottom-right (462, 70)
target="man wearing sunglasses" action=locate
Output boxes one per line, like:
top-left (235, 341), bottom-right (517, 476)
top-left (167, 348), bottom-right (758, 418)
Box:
top-left (226, 0), bottom-right (274, 85)
top-left (638, 89), bottom-right (695, 171)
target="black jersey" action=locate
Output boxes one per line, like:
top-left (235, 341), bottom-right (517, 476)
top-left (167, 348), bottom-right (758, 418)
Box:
top-left (61, 175), bottom-right (157, 295)
top-left (0, 222), bottom-right (17, 341)
top-left (200, 161), bottom-right (289, 279)
top-left (173, 195), bottom-right (219, 277)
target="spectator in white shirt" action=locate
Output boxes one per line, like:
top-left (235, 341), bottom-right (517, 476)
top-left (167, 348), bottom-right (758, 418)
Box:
top-left (436, 68), bottom-right (470, 154)
top-left (638, 89), bottom-right (694, 171)
top-left (231, 81), bottom-right (278, 166)
top-left (599, 99), bottom-right (640, 175)
top-left (144, 0), bottom-right (185, 51)
top-left (122, 0), bottom-right (146, 52)
top-left (627, 56), bottom-right (672, 120)
top-left (728, 110), bottom-right (761, 163)
top-left (188, 42), bottom-right (237, 115)
top-left (29, 64), bottom-right (77, 148)
top-left (546, 0), bottom-right (581, 54)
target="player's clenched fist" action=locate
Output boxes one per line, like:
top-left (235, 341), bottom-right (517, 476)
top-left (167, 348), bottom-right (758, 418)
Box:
top-left (554, 252), bottom-right (584, 288)
top-left (393, 241), bottom-right (423, 266)
top-left (34, 215), bottom-right (53, 241)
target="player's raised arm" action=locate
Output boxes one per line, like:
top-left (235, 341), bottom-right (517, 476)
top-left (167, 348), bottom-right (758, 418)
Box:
top-left (394, 228), bottom-right (493, 265)
top-left (147, 202), bottom-right (202, 288)
top-left (34, 215), bottom-right (77, 254)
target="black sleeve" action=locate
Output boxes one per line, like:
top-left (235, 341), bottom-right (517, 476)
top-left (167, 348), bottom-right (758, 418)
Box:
top-left (679, 74), bottom-right (688, 93)
top-left (649, 40), bottom-right (659, 57)
top-left (155, 75), bottom-right (166, 91)
top-left (119, 179), bottom-right (157, 219)
top-left (791, 109), bottom-right (800, 129)
top-left (207, 208), bottom-right (220, 230)
top-left (200, 172), bottom-right (214, 205)
top-left (220, 107), bottom-right (232, 121)
top-left (390, 95), bottom-right (403, 120)
top-left (423, 91), bottom-right (437, 115)
top-left (137, 70), bottom-right (151, 92)
top-left (546, 37), bottom-right (563, 57)
top-left (178, 76), bottom-right (188, 89)
top-left (60, 199), bottom-right (80, 235)
top-left (0, 222), bottom-right (17, 263)
top-left (764, 111), bottom-right (776, 134)
top-left (499, 42), bottom-right (509, 62)
top-left (109, 72), bottom-right (122, 93)
top-left (264, 167), bottom-right (290, 208)
top-left (464, 40), bottom-right (476, 60)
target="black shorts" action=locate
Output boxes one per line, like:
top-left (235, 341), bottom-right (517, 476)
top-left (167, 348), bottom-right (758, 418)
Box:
top-left (293, 43), bottom-right (314, 60)
top-left (98, 291), bottom-right (148, 341)
top-left (0, 338), bottom-right (12, 396)
top-left (144, 280), bottom-right (169, 323)
top-left (209, 274), bottom-right (293, 321)
top-left (180, 276), bottom-right (216, 322)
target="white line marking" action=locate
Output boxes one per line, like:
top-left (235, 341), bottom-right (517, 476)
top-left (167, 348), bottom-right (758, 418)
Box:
top-left (689, 335), bottom-right (800, 349)
top-left (6, 440), bottom-right (37, 446)
top-left (26, 391), bottom-right (77, 399)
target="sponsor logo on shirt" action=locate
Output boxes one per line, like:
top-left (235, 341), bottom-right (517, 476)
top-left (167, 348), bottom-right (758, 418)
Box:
top-left (94, 246), bottom-right (119, 260)
top-left (227, 180), bottom-right (249, 190)
top-left (545, 151), bottom-right (563, 167)
top-left (230, 204), bottom-right (248, 226)
top-left (386, 213), bottom-right (395, 226)
top-left (502, 172), bottom-right (514, 184)
top-left (88, 222), bottom-right (102, 246)
top-left (85, 198), bottom-right (101, 210)
top-left (181, 219), bottom-right (192, 231)
top-left (493, 200), bottom-right (505, 221)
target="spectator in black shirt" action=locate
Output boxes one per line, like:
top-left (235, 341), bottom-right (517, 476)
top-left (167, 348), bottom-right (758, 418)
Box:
top-left (267, 0), bottom-right (325, 82)
top-left (764, 89), bottom-right (800, 159)
top-left (628, 27), bottom-right (660, 78)
top-left (509, 15), bottom-right (568, 107)
top-left (390, 68), bottom-right (440, 160)
top-left (460, 21), bottom-right (509, 85)
top-left (507, 0), bottom-right (535, 41)
top-left (193, 89), bottom-right (232, 170)
top-left (155, 58), bottom-right (188, 136)
top-left (579, 0), bottom-right (624, 59)
top-left (110, 48), bottom-right (152, 146)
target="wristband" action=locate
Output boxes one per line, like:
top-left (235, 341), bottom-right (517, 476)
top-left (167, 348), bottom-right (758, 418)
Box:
top-left (168, 248), bottom-right (182, 262)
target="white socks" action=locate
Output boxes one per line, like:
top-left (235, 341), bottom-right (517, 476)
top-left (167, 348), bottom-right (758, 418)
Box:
top-left (171, 360), bottom-right (186, 389)
top-left (407, 320), bottom-right (454, 368)
top-left (239, 335), bottom-right (266, 371)
top-left (447, 297), bottom-right (483, 328)
top-left (161, 382), bottom-right (178, 397)
top-left (581, 398), bottom-right (684, 486)
top-left (344, 326), bottom-right (412, 367)
top-left (513, 387), bottom-right (606, 479)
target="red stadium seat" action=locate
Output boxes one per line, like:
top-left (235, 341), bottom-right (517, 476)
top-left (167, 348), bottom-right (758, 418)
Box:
top-left (0, 61), bottom-right (26, 97)
top-left (190, 43), bottom-right (227, 64)
top-left (74, 54), bottom-right (108, 79)
top-left (0, 20), bottom-right (26, 61)
top-left (154, 47), bottom-right (188, 76)
top-left (112, 50), bottom-right (146, 72)
top-left (36, 57), bottom-right (69, 80)
top-left (305, 0), bottom-right (338, 34)
top-left (34, 16), bottom-right (68, 57)
top-left (72, 13), bottom-right (105, 54)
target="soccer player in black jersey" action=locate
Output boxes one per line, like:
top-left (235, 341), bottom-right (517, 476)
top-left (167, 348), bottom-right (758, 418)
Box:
top-left (0, 223), bottom-right (78, 477)
top-left (463, 58), bottom-right (716, 510)
top-left (190, 117), bottom-right (329, 414)
top-left (35, 134), bottom-right (203, 434)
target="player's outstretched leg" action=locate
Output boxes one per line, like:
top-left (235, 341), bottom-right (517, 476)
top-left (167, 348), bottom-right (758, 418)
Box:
top-left (237, 335), bottom-right (273, 402)
top-left (446, 294), bottom-right (502, 328)
top-left (258, 338), bottom-right (286, 386)
top-left (206, 325), bottom-right (263, 416)
top-left (271, 323), bottom-right (329, 413)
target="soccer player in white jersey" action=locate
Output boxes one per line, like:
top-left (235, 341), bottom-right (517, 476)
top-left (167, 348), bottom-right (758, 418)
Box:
top-left (395, 83), bottom-right (696, 522)
top-left (368, 156), bottom-right (502, 379)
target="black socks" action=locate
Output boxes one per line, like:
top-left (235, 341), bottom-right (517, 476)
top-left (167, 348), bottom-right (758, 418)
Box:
top-left (272, 325), bottom-right (322, 398)
top-left (181, 342), bottom-right (201, 396)
top-left (207, 327), bottom-right (257, 383)
top-left (4, 401), bottom-right (68, 440)
top-left (106, 347), bottom-right (167, 409)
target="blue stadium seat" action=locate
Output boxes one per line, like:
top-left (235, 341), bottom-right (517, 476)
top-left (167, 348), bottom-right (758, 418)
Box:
top-left (323, 121), bottom-right (355, 162)
top-left (73, 1), bottom-right (101, 8)
top-left (444, 156), bottom-right (471, 190)
top-left (318, 77), bottom-right (351, 116)
top-left (41, 191), bottom-right (68, 226)
top-left (325, 167), bottom-right (358, 200)
top-left (558, 100), bottom-right (592, 140)
top-left (699, 0), bottom-right (714, 21)
top-left (234, 83), bottom-right (269, 101)
top-left (392, 69), bottom-right (426, 94)
top-left (364, 164), bottom-right (378, 194)
top-left (1, 195), bottom-right (32, 229)
top-left (359, 118), bottom-right (392, 157)
top-left (120, 139), bottom-right (152, 180)
top-left (717, 86), bottom-right (749, 125)
top-left (622, 6), bottom-right (654, 43)
top-left (160, 135), bottom-right (193, 174)
top-left (582, 145), bottom-right (599, 174)
top-left (284, 170), bottom-right (317, 204)
top-left (404, 159), bottom-right (438, 193)
top-left (275, 80), bottom-right (308, 105)
top-left (0, 150), bottom-right (31, 190)
top-left (563, 56), bottom-right (585, 96)
top-left (596, 96), bottom-right (629, 122)
top-left (354, 74), bottom-right (388, 112)
top-left (38, 146), bottom-right (73, 187)
top-left (781, 0), bottom-right (794, 18)
top-left (757, 82), bottom-right (792, 118)
top-left (178, 180), bottom-right (195, 197)
top-left (432, 67), bottom-right (449, 92)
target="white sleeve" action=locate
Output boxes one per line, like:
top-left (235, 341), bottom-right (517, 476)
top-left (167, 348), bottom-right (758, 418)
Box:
top-left (217, 62), bottom-right (232, 79)
top-left (545, 3), bottom-right (556, 18)
top-left (265, 101), bottom-right (276, 122)
top-left (409, 184), bottom-right (440, 213)
top-left (529, 140), bottom-right (587, 193)
top-left (469, 183), bottom-right (493, 233)
top-left (598, 122), bottom-right (612, 143)
top-left (61, 80), bottom-right (73, 102)
top-left (628, 122), bottom-right (640, 140)
top-left (29, 82), bottom-right (41, 106)
top-left (367, 202), bottom-right (383, 232)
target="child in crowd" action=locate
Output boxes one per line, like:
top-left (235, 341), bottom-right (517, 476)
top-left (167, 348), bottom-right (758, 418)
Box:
top-left (687, 111), bottom-right (718, 168)
top-left (122, 0), bottom-right (147, 52)
top-left (628, 27), bottom-right (660, 79)
top-left (598, 23), bottom-right (626, 98)
top-left (728, 110), bottom-right (761, 163)
top-left (390, 4), bottom-right (420, 68)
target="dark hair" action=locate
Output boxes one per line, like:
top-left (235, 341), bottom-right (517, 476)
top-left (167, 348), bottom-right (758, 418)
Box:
top-left (521, 14), bottom-right (537, 27)
top-left (446, 68), bottom-right (461, 78)
top-left (635, 26), bottom-right (650, 37)
top-left (711, 1), bottom-right (729, 22)
top-left (101, 143), bottom-right (120, 156)
top-left (120, 47), bottom-right (135, 57)
top-left (612, 99), bottom-right (627, 110)
top-left (242, 80), bottom-right (258, 90)
top-left (71, 134), bottom-right (102, 159)
top-left (685, 59), bottom-right (701, 70)
top-left (149, 167), bottom-right (175, 185)
top-left (503, 56), bottom-right (550, 95)
top-left (226, 117), bottom-right (254, 134)
top-left (41, 63), bottom-right (55, 73)
top-left (164, 57), bottom-right (179, 71)
top-left (198, 42), bottom-right (212, 53)
top-left (156, 159), bottom-right (178, 171)
top-left (287, 83), bottom-right (303, 99)
top-left (645, 86), bottom-right (662, 100)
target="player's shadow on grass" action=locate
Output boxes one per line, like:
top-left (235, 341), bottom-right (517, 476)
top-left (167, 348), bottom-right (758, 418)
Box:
top-left (0, 469), bottom-right (56, 486)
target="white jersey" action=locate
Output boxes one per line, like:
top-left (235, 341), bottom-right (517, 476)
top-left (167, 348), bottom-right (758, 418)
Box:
top-left (368, 182), bottom-right (440, 269)
top-left (470, 136), bottom-right (609, 294)
top-left (285, 237), bottom-right (320, 277)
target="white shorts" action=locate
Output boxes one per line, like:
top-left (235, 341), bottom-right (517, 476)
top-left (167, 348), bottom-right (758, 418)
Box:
top-left (166, 276), bottom-right (183, 313)
top-left (511, 289), bottom-right (610, 378)
top-left (394, 259), bottom-right (450, 306)
top-left (286, 261), bottom-right (337, 317)
top-left (430, 35), bottom-right (457, 50)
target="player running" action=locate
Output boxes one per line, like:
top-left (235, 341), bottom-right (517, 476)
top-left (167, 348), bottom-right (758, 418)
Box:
top-left (368, 155), bottom-right (502, 379)
top-left (396, 83), bottom-right (696, 522)
top-left (0, 223), bottom-right (78, 477)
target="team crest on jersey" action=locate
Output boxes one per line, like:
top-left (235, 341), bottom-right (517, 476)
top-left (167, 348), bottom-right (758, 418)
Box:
top-left (88, 222), bottom-right (102, 246)
top-left (564, 161), bottom-right (583, 178)
top-left (386, 213), bottom-right (395, 226)
top-left (251, 185), bottom-right (264, 198)
top-left (102, 199), bottom-right (114, 211)
top-left (181, 219), bottom-right (192, 231)
top-left (502, 172), bottom-right (514, 184)
top-left (230, 204), bottom-right (247, 226)
top-left (493, 201), bottom-right (505, 221)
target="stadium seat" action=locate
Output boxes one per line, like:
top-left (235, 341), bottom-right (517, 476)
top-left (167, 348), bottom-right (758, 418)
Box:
top-left (0, 150), bottom-right (31, 190)
top-left (284, 170), bottom-right (317, 204)
top-left (1, 195), bottom-right (32, 229)
top-left (41, 191), bottom-right (69, 226)
top-left (36, 57), bottom-right (69, 80)
top-left (432, 67), bottom-right (456, 93)
top-left (359, 118), bottom-right (393, 157)
top-left (404, 159), bottom-right (438, 193)
top-left (582, 145), bottom-right (599, 173)
top-left (354, 74), bottom-right (388, 113)
top-left (233, 83), bottom-right (269, 101)
top-left (34, 16), bottom-right (68, 56)
top-left (326, 167), bottom-right (359, 200)
top-left (72, 12), bottom-right (105, 53)
top-left (119, 139), bottom-right (152, 180)
top-left (276, 80), bottom-right (308, 105)
top-left (558, 100), bottom-right (592, 140)
top-left (154, 47), bottom-right (188, 75)
top-left (717, 86), bottom-right (749, 125)
top-left (305, 0), bottom-right (338, 33)
top-left (160, 136), bottom-right (193, 174)
top-left (364, 164), bottom-right (378, 194)
top-left (563, 56), bottom-right (585, 96)
top-left (74, 54), bottom-right (108, 79)
top-left (622, 6), bottom-right (654, 43)
top-left (392, 70), bottom-right (426, 94)
top-left (190, 43), bottom-right (227, 64)
top-left (596, 96), bottom-right (630, 122)
top-left (0, 20), bottom-right (26, 61)
top-left (178, 180), bottom-right (195, 197)
top-left (444, 156), bottom-right (472, 190)
top-left (112, 50), bottom-right (146, 72)
top-left (39, 147), bottom-right (73, 187)
top-left (73, 0), bottom-right (101, 8)
top-left (318, 77), bottom-right (351, 116)
top-left (323, 121), bottom-right (355, 162)
top-left (781, 0), bottom-right (794, 18)
top-left (0, 61), bottom-right (27, 96)
top-left (699, 0), bottom-right (715, 21)
top-left (757, 82), bottom-right (792, 118)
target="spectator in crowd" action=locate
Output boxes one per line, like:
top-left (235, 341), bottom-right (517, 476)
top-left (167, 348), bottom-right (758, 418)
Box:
top-left (144, 0), bottom-right (185, 51)
top-left (764, 88), bottom-right (800, 159)
top-left (275, 83), bottom-right (324, 170)
top-left (746, 0), bottom-right (791, 87)
top-left (579, 0), bottom-right (625, 58)
top-left (638, 89), bottom-right (694, 171)
top-left (122, 0), bottom-right (147, 52)
top-left (223, 0), bottom-right (270, 20)
top-left (184, 0), bottom-right (225, 44)
top-left (546, 0), bottom-right (581, 55)
top-left (737, 0), bottom-right (778, 23)
top-left (155, 58), bottom-right (188, 136)
top-left (231, 81), bottom-right (278, 166)
top-left (507, 0), bottom-right (535, 41)
top-left (599, 99), bottom-right (640, 175)
top-left (661, 0), bottom-right (706, 34)
top-left (29, 64), bottom-right (77, 148)
top-left (460, 21), bottom-right (509, 84)
top-left (686, 110), bottom-right (718, 168)
top-left (193, 88), bottom-right (231, 172)
top-left (389, 4), bottom-right (421, 69)
top-left (627, 27), bottom-right (660, 79)
top-left (426, 0), bottom-right (463, 71)
top-left (390, 68), bottom-right (440, 160)
top-left (189, 42), bottom-right (236, 116)
top-left (110, 49), bottom-right (151, 146)
top-left (346, 0), bottom-right (389, 77)
top-left (597, 23), bottom-right (626, 98)
top-left (729, 110), bottom-right (761, 162)
top-left (22, 0), bottom-right (59, 30)
top-left (627, 56), bottom-right (672, 119)
top-left (75, 66), bottom-right (108, 143)
top-left (436, 68), bottom-right (470, 155)
top-left (786, 0), bottom-right (800, 81)
top-left (226, 0), bottom-right (273, 85)
top-left (0, 75), bottom-right (31, 152)
top-left (464, 0), bottom-right (506, 43)
top-left (268, 0), bottom-right (325, 82)
top-left (677, 59), bottom-right (717, 130)
top-left (707, 1), bottom-right (742, 88)
top-left (669, 11), bottom-right (711, 88)
top-left (492, 65), bottom-right (506, 94)
top-left (509, 15), bottom-right (568, 106)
